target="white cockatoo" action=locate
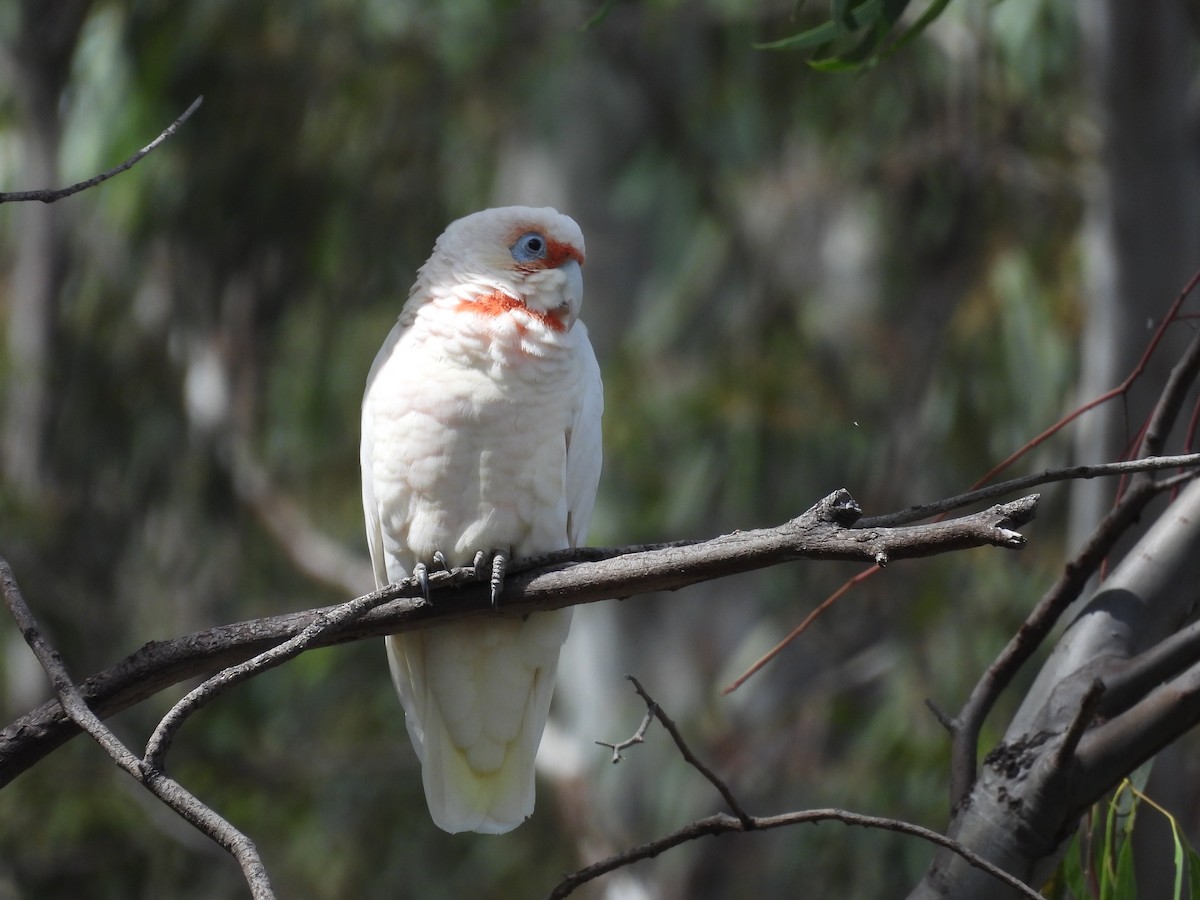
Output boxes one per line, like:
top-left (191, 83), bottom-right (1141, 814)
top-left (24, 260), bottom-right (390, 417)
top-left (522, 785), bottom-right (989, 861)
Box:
top-left (360, 206), bottom-right (603, 834)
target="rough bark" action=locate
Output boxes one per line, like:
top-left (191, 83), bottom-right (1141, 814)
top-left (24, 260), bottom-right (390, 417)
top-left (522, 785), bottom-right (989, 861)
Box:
top-left (909, 478), bottom-right (1200, 900)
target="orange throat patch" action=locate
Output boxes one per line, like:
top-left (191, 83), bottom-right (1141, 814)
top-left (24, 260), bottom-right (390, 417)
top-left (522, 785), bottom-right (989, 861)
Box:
top-left (456, 291), bottom-right (567, 333)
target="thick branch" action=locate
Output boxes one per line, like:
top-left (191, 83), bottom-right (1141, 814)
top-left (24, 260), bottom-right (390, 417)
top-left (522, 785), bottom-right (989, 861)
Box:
top-left (947, 473), bottom-right (1181, 804)
top-left (1073, 658), bottom-right (1200, 807)
top-left (1098, 618), bottom-right (1200, 716)
top-left (0, 490), bottom-right (1037, 786)
top-left (914, 477), bottom-right (1200, 900)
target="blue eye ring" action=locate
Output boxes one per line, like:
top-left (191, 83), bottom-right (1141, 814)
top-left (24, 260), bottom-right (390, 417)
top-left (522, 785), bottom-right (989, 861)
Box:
top-left (510, 232), bottom-right (548, 263)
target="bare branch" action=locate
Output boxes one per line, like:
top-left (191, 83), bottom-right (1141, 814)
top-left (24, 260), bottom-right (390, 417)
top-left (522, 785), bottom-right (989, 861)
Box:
top-left (594, 693), bottom-right (657, 764)
top-left (547, 809), bottom-right (1044, 900)
top-left (144, 581), bottom-right (408, 769)
top-left (625, 676), bottom-right (753, 827)
top-left (0, 490), bottom-right (1038, 786)
top-left (0, 554), bottom-right (276, 899)
top-left (1134, 313), bottom-right (1200, 467)
top-left (556, 678), bottom-right (1044, 900)
top-left (860, 454), bottom-right (1200, 528)
top-left (0, 96), bottom-right (203, 205)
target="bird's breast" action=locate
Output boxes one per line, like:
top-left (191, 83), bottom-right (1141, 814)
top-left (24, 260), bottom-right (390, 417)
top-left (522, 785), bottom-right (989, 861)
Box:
top-left (365, 317), bottom-right (582, 569)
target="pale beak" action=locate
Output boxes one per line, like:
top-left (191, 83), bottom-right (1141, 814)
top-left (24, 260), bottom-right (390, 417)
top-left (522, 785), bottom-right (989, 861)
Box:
top-left (557, 258), bottom-right (584, 330)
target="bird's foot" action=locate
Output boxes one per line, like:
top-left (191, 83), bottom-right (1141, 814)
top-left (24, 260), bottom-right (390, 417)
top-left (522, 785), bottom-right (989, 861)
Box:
top-left (471, 549), bottom-right (510, 608)
top-left (414, 552), bottom-right (454, 603)
top-left (413, 561), bottom-right (431, 603)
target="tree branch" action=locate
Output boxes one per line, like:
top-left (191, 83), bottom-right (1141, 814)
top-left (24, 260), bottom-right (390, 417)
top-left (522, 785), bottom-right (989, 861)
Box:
top-left (947, 473), bottom-right (1184, 804)
top-left (1098, 618), bottom-right (1200, 717)
top-left (548, 809), bottom-right (1044, 900)
top-left (623, 675), bottom-right (754, 827)
top-left (0, 555), bottom-right (276, 899)
top-left (1073, 658), bottom-right (1200, 808)
top-left (143, 584), bottom-right (404, 769)
top-left (0, 96), bottom-right (203, 204)
top-left (859, 453), bottom-right (1200, 528)
top-left (0, 490), bottom-right (1037, 787)
top-left (552, 677), bottom-right (1043, 900)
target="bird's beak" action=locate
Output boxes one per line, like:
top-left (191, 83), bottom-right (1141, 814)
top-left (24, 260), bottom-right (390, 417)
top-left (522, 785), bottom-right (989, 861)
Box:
top-left (556, 258), bottom-right (584, 330)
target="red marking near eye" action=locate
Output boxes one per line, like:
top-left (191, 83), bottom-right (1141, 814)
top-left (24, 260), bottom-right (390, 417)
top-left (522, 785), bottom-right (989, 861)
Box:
top-left (457, 291), bottom-right (566, 332)
top-left (506, 226), bottom-right (585, 272)
top-left (544, 238), bottom-right (585, 267)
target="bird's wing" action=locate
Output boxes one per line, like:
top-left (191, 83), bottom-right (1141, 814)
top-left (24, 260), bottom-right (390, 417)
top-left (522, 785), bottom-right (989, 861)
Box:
top-left (361, 316), bottom-right (407, 589)
top-left (564, 322), bottom-right (604, 549)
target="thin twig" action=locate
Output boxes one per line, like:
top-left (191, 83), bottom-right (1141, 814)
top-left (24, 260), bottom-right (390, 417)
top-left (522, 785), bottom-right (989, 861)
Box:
top-left (625, 676), bottom-right (754, 827)
top-left (0, 555), bottom-right (276, 900)
top-left (859, 453), bottom-right (1200, 529)
top-left (968, 265), bottom-right (1200, 491)
top-left (546, 809), bottom-right (1043, 900)
top-left (0, 97), bottom-right (203, 205)
top-left (564, 679), bottom-right (1041, 899)
top-left (1133, 321), bottom-right (1200, 482)
top-left (924, 697), bottom-right (956, 733)
top-left (722, 565), bottom-right (879, 694)
top-left (595, 698), bottom-right (657, 764)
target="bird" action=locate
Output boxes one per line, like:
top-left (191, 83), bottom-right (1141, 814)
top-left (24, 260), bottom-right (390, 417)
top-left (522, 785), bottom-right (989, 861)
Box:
top-left (360, 206), bottom-right (603, 834)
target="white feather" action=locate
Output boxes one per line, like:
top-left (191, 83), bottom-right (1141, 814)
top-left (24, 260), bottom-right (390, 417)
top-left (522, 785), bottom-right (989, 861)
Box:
top-left (361, 207), bottom-right (602, 834)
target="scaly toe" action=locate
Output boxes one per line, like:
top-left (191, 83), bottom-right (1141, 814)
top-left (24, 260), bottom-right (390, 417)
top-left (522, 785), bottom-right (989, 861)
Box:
top-left (490, 550), bottom-right (509, 609)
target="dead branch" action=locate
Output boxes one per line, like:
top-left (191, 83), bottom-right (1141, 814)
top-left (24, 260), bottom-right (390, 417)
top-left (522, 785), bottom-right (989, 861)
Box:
top-left (144, 586), bottom-right (399, 769)
top-left (860, 453), bottom-right (1200, 528)
top-left (0, 97), bottom-right (203, 204)
top-left (547, 809), bottom-right (1044, 900)
top-left (0, 555), bottom-right (275, 900)
top-left (0, 489), bottom-right (1037, 786)
top-left (550, 679), bottom-right (1042, 900)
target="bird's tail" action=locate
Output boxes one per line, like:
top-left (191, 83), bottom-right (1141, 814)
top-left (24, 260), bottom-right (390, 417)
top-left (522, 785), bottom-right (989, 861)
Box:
top-left (386, 608), bottom-right (573, 834)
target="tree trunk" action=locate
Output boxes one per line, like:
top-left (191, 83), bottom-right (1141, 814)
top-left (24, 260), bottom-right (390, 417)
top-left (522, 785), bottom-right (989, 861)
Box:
top-left (1, 0), bottom-right (91, 500)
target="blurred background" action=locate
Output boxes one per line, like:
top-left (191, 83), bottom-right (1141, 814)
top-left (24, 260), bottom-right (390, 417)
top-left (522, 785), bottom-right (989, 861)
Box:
top-left (1, 1), bottom-right (1197, 897)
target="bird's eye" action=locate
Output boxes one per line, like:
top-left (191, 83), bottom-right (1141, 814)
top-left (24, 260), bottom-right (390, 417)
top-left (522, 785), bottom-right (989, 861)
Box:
top-left (510, 232), bottom-right (548, 263)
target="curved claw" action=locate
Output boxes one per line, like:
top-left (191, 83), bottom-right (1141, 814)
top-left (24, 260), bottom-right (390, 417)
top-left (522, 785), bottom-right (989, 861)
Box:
top-left (414, 561), bottom-right (431, 604)
top-left (432, 550), bottom-right (449, 572)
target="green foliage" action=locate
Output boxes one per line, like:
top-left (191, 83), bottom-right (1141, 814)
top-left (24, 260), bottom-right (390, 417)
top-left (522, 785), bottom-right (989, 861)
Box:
top-left (756, 0), bottom-right (955, 72)
top-left (1048, 774), bottom-right (1200, 900)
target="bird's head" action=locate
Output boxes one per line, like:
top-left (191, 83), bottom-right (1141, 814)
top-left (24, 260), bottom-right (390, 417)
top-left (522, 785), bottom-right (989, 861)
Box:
top-left (418, 206), bottom-right (586, 332)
